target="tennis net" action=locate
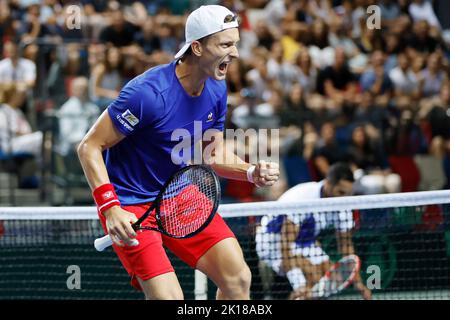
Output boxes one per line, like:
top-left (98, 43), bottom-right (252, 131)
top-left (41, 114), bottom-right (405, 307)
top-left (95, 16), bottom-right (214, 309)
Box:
top-left (0, 190), bottom-right (449, 300)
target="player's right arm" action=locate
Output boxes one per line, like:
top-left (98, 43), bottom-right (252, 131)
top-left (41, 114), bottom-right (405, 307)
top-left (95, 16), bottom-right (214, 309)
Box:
top-left (77, 110), bottom-right (138, 247)
top-left (280, 217), bottom-right (299, 272)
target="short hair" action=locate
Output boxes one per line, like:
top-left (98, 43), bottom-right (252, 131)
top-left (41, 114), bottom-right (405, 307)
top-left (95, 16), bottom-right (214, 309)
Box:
top-left (326, 162), bottom-right (354, 185)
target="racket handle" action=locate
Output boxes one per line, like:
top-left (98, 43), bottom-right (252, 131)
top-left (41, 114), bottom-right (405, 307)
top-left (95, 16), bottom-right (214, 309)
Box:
top-left (94, 235), bottom-right (113, 251)
top-left (94, 235), bottom-right (140, 251)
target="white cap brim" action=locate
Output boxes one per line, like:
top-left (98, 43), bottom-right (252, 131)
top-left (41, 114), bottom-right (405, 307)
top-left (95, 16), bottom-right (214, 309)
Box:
top-left (174, 42), bottom-right (192, 59)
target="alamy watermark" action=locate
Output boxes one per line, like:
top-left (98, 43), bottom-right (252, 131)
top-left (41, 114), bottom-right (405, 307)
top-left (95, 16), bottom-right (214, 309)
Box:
top-left (366, 264), bottom-right (381, 290)
top-left (66, 265), bottom-right (81, 290)
top-left (66, 5), bottom-right (82, 30)
top-left (170, 122), bottom-right (280, 166)
top-left (366, 5), bottom-right (381, 30)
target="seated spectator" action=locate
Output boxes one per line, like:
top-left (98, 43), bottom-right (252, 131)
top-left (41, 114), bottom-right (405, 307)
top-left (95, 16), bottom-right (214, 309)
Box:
top-left (254, 19), bottom-right (276, 52)
top-left (285, 50), bottom-right (318, 95)
top-left (406, 20), bottom-right (441, 54)
top-left (316, 47), bottom-right (359, 111)
top-left (383, 32), bottom-right (405, 73)
top-left (379, 0), bottom-right (402, 28)
top-left (56, 77), bottom-right (100, 156)
top-left (307, 19), bottom-right (334, 68)
top-left (347, 125), bottom-right (401, 194)
top-left (89, 46), bottom-right (123, 110)
top-left (226, 58), bottom-right (249, 108)
top-left (360, 50), bottom-right (393, 96)
top-left (419, 52), bottom-right (447, 98)
top-left (246, 51), bottom-right (273, 103)
top-left (389, 52), bottom-right (420, 98)
top-left (153, 20), bottom-right (178, 56)
top-left (414, 135), bottom-right (447, 190)
top-left (408, 0), bottom-right (441, 30)
top-left (312, 121), bottom-right (347, 179)
top-left (279, 83), bottom-right (318, 130)
top-left (418, 82), bottom-right (450, 139)
top-left (0, 83), bottom-right (42, 158)
top-left (99, 8), bottom-right (139, 48)
top-left (356, 27), bottom-right (385, 54)
top-left (0, 41), bottom-right (36, 90)
top-left (133, 18), bottom-right (162, 55)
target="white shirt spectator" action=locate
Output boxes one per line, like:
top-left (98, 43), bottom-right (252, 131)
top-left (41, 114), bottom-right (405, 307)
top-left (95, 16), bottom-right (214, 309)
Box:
top-left (389, 66), bottom-right (419, 95)
top-left (57, 97), bottom-right (99, 155)
top-left (0, 57), bottom-right (36, 85)
top-left (0, 103), bottom-right (42, 157)
top-left (409, 0), bottom-right (441, 29)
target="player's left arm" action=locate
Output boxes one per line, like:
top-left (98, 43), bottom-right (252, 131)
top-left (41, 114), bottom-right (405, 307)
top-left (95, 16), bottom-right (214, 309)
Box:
top-left (336, 230), bottom-right (372, 300)
top-left (201, 130), bottom-right (280, 187)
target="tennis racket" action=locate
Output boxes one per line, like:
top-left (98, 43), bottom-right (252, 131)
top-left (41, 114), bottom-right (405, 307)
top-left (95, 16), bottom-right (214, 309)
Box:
top-left (94, 164), bottom-right (221, 251)
top-left (310, 254), bottom-right (361, 299)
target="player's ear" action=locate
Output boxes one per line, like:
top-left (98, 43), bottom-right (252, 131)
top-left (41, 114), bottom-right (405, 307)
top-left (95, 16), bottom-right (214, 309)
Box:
top-left (191, 41), bottom-right (203, 57)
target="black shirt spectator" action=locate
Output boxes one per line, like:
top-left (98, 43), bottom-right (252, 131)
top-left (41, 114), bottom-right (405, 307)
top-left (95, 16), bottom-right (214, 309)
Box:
top-left (99, 10), bottom-right (139, 47)
top-left (134, 19), bottom-right (162, 54)
top-left (406, 20), bottom-right (441, 53)
top-left (316, 62), bottom-right (356, 95)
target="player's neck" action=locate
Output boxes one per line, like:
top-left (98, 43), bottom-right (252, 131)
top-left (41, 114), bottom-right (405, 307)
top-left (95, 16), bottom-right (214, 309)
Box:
top-left (175, 58), bottom-right (207, 97)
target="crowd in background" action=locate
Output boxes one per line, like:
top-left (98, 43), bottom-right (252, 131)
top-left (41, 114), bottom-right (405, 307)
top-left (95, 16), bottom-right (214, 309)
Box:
top-left (0, 0), bottom-right (449, 203)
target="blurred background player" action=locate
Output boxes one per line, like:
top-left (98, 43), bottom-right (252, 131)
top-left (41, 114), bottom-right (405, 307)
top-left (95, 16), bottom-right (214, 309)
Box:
top-left (256, 162), bottom-right (372, 300)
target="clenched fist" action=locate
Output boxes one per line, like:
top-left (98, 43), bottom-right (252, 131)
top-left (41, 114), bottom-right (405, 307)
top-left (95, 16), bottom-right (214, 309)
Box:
top-left (251, 160), bottom-right (280, 187)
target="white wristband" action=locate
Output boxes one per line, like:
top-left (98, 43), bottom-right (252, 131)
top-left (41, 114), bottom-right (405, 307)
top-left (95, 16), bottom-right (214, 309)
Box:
top-left (246, 165), bottom-right (256, 183)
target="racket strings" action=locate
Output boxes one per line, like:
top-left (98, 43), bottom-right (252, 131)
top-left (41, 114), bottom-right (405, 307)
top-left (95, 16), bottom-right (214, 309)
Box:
top-left (159, 168), bottom-right (216, 237)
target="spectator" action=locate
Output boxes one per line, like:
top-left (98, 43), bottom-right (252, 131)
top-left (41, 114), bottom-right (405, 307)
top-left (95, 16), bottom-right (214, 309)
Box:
top-left (408, 0), bottom-right (441, 30)
top-left (133, 18), bottom-right (162, 55)
top-left (347, 125), bottom-right (401, 194)
top-left (89, 46), bottom-right (123, 110)
top-left (99, 9), bottom-right (139, 48)
top-left (0, 41), bottom-right (36, 90)
top-left (56, 77), bottom-right (99, 156)
top-left (153, 20), bottom-right (178, 56)
top-left (418, 82), bottom-right (450, 138)
top-left (419, 52), bottom-right (447, 97)
top-left (253, 19), bottom-right (276, 51)
top-left (226, 58), bottom-right (248, 107)
top-left (0, 83), bottom-right (42, 158)
top-left (356, 27), bottom-right (385, 54)
top-left (360, 50), bottom-right (393, 96)
top-left (316, 47), bottom-right (358, 111)
top-left (414, 135), bottom-right (447, 190)
top-left (406, 20), bottom-right (440, 54)
top-left (285, 49), bottom-right (318, 95)
top-left (312, 121), bottom-right (347, 179)
top-left (389, 52), bottom-right (420, 98)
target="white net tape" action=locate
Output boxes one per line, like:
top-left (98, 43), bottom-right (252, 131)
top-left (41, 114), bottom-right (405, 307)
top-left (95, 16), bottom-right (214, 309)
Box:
top-left (1, 189), bottom-right (450, 220)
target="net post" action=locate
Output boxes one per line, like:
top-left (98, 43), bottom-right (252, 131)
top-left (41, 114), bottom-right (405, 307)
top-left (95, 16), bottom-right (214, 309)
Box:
top-left (194, 269), bottom-right (208, 300)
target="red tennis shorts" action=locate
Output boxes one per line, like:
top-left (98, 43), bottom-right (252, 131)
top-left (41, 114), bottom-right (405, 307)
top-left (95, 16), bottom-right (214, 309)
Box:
top-left (98, 199), bottom-right (235, 291)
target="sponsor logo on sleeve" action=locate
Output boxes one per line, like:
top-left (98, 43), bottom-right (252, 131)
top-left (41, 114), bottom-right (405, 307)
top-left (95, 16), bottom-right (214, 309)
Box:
top-left (122, 109), bottom-right (140, 126)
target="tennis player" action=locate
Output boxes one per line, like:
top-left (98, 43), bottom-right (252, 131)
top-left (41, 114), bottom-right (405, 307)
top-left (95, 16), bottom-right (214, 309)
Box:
top-left (77, 5), bottom-right (279, 300)
top-left (255, 163), bottom-right (372, 300)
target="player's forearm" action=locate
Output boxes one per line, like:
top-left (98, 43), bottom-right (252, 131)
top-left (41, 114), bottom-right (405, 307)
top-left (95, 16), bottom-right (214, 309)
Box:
top-left (210, 159), bottom-right (252, 181)
top-left (77, 140), bottom-right (111, 190)
top-left (337, 232), bottom-right (355, 257)
top-left (208, 145), bottom-right (252, 181)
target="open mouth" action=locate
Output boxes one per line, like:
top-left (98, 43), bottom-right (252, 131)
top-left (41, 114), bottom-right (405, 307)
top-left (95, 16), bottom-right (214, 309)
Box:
top-left (218, 61), bottom-right (230, 73)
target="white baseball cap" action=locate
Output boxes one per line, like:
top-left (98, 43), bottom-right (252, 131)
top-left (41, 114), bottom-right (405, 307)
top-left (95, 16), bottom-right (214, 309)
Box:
top-left (174, 5), bottom-right (239, 59)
